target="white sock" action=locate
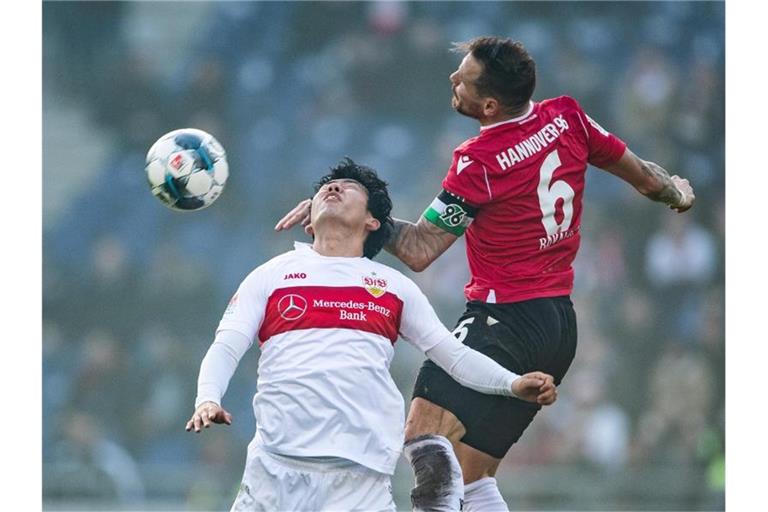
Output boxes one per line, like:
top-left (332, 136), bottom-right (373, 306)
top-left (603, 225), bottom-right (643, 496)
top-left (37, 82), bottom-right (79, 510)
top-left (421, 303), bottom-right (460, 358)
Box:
top-left (463, 477), bottom-right (509, 512)
top-left (403, 434), bottom-right (464, 511)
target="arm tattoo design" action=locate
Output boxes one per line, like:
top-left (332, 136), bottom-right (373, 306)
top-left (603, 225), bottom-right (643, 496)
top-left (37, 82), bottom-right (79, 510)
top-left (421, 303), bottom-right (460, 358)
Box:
top-left (384, 219), bottom-right (409, 257)
top-left (640, 161), bottom-right (683, 206)
top-left (385, 218), bottom-right (453, 271)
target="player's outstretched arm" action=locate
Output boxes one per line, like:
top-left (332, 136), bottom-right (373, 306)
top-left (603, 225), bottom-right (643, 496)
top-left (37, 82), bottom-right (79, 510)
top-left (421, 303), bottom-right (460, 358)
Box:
top-left (186, 330), bottom-right (252, 434)
top-left (601, 148), bottom-right (695, 213)
top-left (424, 335), bottom-right (557, 405)
top-left (385, 217), bottom-right (459, 272)
top-left (185, 401), bottom-right (233, 433)
top-left (274, 200), bottom-right (459, 271)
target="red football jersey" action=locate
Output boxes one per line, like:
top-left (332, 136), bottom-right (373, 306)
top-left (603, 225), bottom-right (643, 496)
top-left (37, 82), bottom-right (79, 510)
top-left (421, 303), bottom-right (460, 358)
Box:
top-left (428, 96), bottom-right (626, 303)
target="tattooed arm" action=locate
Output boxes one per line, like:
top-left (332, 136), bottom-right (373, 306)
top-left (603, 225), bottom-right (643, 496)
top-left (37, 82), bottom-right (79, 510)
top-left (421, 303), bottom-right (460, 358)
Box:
top-left (601, 148), bottom-right (695, 213)
top-left (385, 217), bottom-right (459, 272)
top-left (273, 198), bottom-right (460, 271)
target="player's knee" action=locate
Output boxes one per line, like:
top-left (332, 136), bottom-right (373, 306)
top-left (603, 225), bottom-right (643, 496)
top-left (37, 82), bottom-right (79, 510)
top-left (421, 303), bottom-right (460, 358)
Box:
top-left (405, 398), bottom-right (466, 444)
top-left (455, 444), bottom-right (502, 484)
top-left (404, 435), bottom-right (464, 512)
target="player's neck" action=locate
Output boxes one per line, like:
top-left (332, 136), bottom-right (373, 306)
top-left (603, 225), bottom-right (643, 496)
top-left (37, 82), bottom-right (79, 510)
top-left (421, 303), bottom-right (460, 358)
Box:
top-left (312, 230), bottom-right (365, 258)
top-left (479, 102), bottom-right (533, 127)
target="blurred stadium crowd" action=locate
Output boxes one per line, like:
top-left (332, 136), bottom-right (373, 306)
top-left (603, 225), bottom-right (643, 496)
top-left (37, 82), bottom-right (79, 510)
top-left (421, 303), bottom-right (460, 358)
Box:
top-left (43, 2), bottom-right (724, 510)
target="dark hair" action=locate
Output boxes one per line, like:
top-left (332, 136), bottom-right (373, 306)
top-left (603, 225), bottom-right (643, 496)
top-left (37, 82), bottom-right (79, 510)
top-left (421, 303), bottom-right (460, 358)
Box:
top-left (314, 158), bottom-right (394, 259)
top-left (452, 36), bottom-right (536, 114)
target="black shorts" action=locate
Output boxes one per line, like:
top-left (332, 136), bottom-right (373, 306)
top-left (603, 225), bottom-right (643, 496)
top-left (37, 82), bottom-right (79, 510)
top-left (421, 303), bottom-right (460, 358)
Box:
top-left (412, 296), bottom-right (577, 459)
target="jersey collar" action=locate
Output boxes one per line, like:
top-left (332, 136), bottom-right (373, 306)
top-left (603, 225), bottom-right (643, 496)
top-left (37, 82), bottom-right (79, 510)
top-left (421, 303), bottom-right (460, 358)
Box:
top-left (294, 241), bottom-right (366, 260)
top-left (479, 101), bottom-right (536, 131)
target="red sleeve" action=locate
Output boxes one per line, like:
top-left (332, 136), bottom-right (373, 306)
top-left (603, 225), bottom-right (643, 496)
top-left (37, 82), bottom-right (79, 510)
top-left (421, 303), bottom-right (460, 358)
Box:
top-left (441, 148), bottom-right (492, 207)
top-left (574, 104), bottom-right (627, 168)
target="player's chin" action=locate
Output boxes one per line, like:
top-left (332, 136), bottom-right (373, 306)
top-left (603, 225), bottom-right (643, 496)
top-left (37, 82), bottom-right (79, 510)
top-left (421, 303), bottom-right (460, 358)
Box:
top-left (453, 103), bottom-right (477, 119)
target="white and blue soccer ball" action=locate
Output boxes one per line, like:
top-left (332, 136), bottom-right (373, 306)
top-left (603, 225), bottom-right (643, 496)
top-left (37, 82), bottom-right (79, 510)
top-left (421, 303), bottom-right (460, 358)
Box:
top-left (145, 128), bottom-right (229, 211)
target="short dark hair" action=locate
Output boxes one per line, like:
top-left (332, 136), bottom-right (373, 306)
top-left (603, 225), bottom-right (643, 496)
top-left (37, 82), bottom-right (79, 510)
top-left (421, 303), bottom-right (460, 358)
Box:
top-left (314, 158), bottom-right (394, 259)
top-left (452, 36), bottom-right (536, 114)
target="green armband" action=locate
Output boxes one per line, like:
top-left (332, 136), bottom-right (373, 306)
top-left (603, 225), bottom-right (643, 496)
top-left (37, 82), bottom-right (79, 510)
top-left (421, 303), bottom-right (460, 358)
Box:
top-left (422, 191), bottom-right (477, 236)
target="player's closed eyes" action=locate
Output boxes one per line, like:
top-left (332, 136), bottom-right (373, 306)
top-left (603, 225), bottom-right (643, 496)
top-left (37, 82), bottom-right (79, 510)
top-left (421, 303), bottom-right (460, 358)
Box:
top-left (324, 180), bottom-right (366, 193)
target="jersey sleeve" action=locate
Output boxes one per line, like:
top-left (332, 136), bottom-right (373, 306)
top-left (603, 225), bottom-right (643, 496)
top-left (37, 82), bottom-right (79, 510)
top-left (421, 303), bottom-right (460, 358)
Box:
top-left (397, 276), bottom-right (453, 353)
top-left (442, 149), bottom-right (493, 207)
top-left (422, 147), bottom-right (489, 236)
top-left (573, 101), bottom-right (627, 168)
top-left (195, 329), bottom-right (254, 407)
top-left (216, 266), bottom-right (270, 341)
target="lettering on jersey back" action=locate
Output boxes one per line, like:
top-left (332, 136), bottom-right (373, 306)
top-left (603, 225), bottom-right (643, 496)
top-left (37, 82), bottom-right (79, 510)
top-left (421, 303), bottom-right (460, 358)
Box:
top-left (284, 272), bottom-right (307, 280)
top-left (538, 227), bottom-right (578, 251)
top-left (495, 114), bottom-right (570, 171)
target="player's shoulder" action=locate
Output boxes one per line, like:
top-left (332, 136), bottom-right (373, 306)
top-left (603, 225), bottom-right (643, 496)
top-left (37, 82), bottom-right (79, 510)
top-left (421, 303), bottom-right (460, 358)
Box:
top-left (539, 95), bottom-right (584, 114)
top-left (240, 248), bottom-right (295, 283)
top-left (363, 258), bottom-right (408, 281)
top-left (263, 248), bottom-right (299, 269)
top-left (455, 133), bottom-right (483, 155)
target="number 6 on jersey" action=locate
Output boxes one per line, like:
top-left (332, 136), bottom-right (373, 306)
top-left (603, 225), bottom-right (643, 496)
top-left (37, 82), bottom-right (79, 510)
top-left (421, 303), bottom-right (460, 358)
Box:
top-left (536, 150), bottom-right (575, 237)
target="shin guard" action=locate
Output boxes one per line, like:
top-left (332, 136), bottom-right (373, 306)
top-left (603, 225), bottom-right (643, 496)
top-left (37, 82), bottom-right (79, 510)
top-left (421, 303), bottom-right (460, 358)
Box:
top-left (403, 435), bottom-right (464, 511)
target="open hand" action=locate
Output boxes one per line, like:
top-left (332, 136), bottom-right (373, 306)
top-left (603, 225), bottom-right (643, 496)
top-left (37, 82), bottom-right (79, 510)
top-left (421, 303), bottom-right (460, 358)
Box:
top-left (511, 371), bottom-right (557, 405)
top-left (274, 198), bottom-right (312, 232)
top-left (185, 401), bottom-right (233, 433)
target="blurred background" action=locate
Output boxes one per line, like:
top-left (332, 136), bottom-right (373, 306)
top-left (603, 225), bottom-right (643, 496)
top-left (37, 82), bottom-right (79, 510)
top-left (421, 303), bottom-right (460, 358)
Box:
top-left (42, 1), bottom-right (724, 510)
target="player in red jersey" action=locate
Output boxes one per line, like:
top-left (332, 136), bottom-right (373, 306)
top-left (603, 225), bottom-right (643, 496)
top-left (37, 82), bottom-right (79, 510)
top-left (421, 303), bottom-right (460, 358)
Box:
top-left (277, 36), bottom-right (694, 511)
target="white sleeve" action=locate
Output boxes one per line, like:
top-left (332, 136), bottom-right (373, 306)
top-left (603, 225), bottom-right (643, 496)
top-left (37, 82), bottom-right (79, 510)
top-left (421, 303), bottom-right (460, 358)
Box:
top-left (216, 266), bottom-right (270, 340)
top-left (425, 334), bottom-right (519, 397)
top-left (398, 277), bottom-right (455, 352)
top-left (195, 329), bottom-right (254, 408)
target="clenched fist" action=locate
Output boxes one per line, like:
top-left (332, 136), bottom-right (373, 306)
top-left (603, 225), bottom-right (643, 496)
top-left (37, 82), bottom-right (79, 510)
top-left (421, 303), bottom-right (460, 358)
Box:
top-left (511, 372), bottom-right (557, 405)
top-left (671, 175), bottom-right (695, 213)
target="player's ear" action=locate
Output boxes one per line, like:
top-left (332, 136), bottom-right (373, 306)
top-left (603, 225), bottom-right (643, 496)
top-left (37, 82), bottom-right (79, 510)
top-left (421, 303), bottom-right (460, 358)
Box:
top-left (306, 223), bottom-right (315, 236)
top-left (483, 97), bottom-right (499, 117)
top-left (365, 215), bottom-right (381, 232)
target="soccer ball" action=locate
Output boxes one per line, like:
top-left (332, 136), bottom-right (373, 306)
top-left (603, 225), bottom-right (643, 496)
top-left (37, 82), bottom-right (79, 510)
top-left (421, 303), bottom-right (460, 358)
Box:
top-left (145, 128), bottom-right (229, 211)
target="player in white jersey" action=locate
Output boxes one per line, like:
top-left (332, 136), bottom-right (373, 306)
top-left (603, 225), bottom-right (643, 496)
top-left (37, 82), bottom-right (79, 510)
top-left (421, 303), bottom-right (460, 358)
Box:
top-left (186, 158), bottom-right (557, 511)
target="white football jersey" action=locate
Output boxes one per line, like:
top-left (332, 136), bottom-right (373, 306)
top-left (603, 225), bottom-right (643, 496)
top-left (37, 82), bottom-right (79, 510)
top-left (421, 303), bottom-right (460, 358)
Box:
top-left (218, 242), bottom-right (452, 475)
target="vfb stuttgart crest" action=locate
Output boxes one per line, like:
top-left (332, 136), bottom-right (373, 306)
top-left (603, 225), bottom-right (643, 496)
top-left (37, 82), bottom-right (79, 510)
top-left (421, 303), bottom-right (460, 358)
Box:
top-left (363, 272), bottom-right (387, 298)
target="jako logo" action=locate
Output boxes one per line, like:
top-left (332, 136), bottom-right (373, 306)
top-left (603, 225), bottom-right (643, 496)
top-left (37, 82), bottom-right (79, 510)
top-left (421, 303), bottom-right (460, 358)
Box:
top-left (284, 272), bottom-right (307, 280)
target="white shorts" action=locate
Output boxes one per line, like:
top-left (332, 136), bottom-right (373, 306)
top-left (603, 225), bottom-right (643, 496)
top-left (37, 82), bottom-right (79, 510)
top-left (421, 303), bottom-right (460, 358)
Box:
top-left (231, 441), bottom-right (396, 512)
